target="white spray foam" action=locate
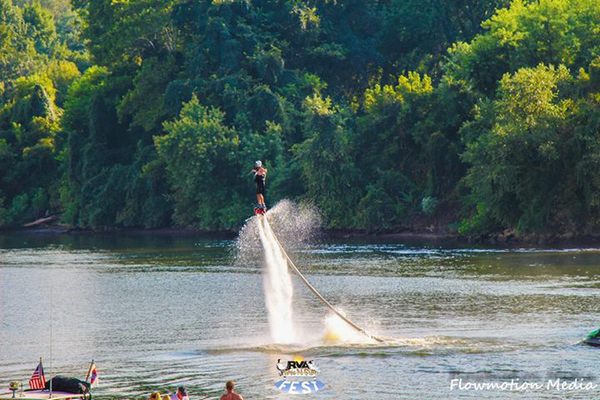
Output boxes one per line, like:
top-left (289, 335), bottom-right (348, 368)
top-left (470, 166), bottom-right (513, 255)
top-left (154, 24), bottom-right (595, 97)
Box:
top-left (323, 312), bottom-right (377, 344)
top-left (256, 216), bottom-right (296, 343)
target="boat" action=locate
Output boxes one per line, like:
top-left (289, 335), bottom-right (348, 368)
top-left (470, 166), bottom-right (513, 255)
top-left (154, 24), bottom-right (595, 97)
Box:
top-left (583, 337), bottom-right (600, 347)
top-left (0, 373), bottom-right (93, 400)
top-left (0, 389), bottom-right (89, 400)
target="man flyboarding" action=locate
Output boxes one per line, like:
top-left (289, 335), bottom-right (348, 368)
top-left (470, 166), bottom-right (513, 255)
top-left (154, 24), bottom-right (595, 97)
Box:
top-left (251, 160), bottom-right (267, 212)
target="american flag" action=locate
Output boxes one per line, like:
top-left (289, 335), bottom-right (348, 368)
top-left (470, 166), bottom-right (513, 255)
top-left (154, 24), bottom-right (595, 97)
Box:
top-left (29, 361), bottom-right (46, 390)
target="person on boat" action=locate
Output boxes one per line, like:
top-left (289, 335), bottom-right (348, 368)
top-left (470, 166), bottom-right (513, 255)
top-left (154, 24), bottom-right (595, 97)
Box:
top-left (251, 160), bottom-right (267, 210)
top-left (170, 386), bottom-right (189, 400)
top-left (220, 381), bottom-right (243, 400)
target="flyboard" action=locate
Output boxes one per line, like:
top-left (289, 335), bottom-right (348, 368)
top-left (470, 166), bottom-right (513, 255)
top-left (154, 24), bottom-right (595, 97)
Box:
top-left (254, 208), bottom-right (384, 343)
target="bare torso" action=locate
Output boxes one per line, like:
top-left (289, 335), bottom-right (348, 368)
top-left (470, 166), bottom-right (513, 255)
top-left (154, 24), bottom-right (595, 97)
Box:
top-left (220, 392), bottom-right (243, 400)
top-left (255, 167), bottom-right (267, 177)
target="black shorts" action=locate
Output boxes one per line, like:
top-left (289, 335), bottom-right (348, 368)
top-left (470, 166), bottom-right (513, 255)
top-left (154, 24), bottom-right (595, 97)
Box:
top-left (256, 180), bottom-right (265, 195)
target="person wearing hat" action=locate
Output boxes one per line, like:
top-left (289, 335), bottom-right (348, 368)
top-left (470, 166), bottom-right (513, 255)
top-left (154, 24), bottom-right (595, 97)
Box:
top-left (170, 386), bottom-right (189, 400)
top-left (250, 160), bottom-right (268, 210)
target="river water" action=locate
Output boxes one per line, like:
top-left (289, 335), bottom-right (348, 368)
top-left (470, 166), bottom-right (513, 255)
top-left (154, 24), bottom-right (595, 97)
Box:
top-left (1, 232), bottom-right (599, 399)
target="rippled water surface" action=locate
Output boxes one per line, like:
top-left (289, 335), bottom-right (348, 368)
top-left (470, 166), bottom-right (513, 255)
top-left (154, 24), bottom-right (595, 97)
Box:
top-left (1, 232), bottom-right (599, 399)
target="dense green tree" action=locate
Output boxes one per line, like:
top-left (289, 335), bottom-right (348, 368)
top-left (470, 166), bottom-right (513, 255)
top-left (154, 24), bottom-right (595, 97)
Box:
top-left (293, 94), bottom-right (361, 228)
top-left (460, 64), bottom-right (587, 233)
top-left (155, 95), bottom-right (244, 229)
top-left (22, 1), bottom-right (57, 56)
top-left (0, 0), bottom-right (34, 81)
top-left (380, 0), bottom-right (509, 73)
top-left (0, 0), bottom-right (87, 227)
top-left (2, 0), bottom-right (600, 238)
top-left (0, 75), bottom-right (60, 224)
top-left (447, 0), bottom-right (600, 94)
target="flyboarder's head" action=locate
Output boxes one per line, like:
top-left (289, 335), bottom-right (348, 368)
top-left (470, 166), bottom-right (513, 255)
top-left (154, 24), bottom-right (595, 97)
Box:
top-left (225, 381), bottom-right (235, 392)
top-left (255, 160), bottom-right (262, 168)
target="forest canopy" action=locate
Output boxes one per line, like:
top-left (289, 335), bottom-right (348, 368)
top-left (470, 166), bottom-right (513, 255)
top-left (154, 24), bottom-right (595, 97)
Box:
top-left (1, 0), bottom-right (599, 237)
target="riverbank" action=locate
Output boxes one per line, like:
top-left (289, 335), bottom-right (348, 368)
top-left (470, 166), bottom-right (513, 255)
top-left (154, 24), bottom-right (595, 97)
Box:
top-left (5, 223), bottom-right (600, 248)
top-left (327, 228), bottom-right (600, 247)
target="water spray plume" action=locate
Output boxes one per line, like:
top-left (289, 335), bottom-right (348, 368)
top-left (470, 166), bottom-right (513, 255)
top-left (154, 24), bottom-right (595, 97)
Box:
top-left (237, 201), bottom-right (317, 343)
top-left (256, 213), bottom-right (295, 343)
top-left (237, 200), bottom-right (383, 345)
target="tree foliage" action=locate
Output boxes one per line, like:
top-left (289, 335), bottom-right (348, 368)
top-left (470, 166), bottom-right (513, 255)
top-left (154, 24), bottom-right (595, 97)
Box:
top-left (1, 0), bottom-right (600, 236)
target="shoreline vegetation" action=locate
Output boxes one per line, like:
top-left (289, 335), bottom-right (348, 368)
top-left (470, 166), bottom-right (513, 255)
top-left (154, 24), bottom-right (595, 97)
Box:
top-left (1, 0), bottom-right (600, 238)
top-left (8, 222), bottom-right (600, 247)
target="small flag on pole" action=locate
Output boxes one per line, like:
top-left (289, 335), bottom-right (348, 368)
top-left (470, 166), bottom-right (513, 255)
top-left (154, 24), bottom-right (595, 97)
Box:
top-left (86, 361), bottom-right (99, 387)
top-left (29, 360), bottom-right (46, 390)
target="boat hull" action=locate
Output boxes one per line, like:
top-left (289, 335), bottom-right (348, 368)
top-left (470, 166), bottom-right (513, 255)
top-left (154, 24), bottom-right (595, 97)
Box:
top-left (0, 390), bottom-right (88, 400)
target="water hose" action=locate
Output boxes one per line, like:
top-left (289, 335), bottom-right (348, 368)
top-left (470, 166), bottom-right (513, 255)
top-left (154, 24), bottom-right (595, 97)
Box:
top-left (261, 216), bottom-right (384, 343)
